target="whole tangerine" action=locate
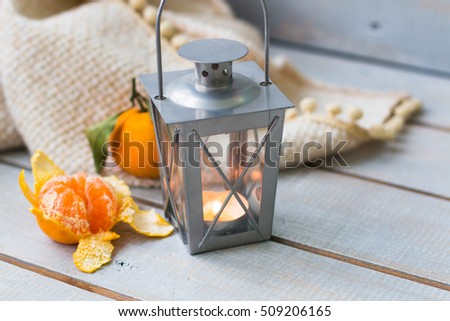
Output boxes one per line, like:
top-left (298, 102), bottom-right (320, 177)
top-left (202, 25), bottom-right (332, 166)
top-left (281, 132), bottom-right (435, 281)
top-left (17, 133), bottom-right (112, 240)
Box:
top-left (110, 107), bottom-right (160, 179)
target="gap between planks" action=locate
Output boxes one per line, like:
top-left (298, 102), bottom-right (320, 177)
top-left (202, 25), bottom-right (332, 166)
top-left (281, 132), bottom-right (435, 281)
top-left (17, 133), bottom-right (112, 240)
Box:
top-left (0, 151), bottom-right (28, 169)
top-left (133, 166), bottom-right (450, 214)
top-left (411, 121), bottom-right (450, 135)
top-left (0, 253), bottom-right (138, 301)
top-left (272, 39), bottom-right (450, 83)
top-left (270, 236), bottom-right (450, 293)
top-left (326, 168), bottom-right (450, 202)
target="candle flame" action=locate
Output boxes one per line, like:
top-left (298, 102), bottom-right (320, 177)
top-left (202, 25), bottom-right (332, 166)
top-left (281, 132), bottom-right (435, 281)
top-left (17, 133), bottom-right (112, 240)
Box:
top-left (212, 201), bottom-right (222, 216)
top-left (202, 191), bottom-right (249, 222)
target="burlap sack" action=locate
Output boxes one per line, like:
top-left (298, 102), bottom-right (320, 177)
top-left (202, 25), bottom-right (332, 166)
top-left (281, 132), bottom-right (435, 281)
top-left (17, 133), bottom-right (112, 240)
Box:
top-left (0, 0), bottom-right (420, 185)
top-left (0, 76), bottom-right (23, 151)
top-left (0, 0), bottom-right (23, 151)
top-left (1, 0), bottom-right (187, 176)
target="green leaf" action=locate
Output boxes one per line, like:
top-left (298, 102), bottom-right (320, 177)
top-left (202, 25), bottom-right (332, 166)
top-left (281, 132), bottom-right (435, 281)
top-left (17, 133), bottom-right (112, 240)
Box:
top-left (85, 113), bottom-right (120, 173)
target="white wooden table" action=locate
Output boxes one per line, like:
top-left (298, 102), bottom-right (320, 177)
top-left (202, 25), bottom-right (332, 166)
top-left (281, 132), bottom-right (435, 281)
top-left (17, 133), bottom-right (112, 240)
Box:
top-left (1, 44), bottom-right (449, 300)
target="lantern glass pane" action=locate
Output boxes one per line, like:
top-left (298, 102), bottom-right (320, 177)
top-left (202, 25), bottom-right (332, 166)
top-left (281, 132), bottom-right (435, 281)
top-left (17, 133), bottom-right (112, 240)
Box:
top-left (169, 152), bottom-right (187, 239)
top-left (154, 110), bottom-right (188, 243)
top-left (200, 127), bottom-right (266, 238)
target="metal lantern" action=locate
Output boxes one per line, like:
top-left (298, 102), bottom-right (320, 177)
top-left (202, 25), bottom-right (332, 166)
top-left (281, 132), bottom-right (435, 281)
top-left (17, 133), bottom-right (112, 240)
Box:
top-left (140, 0), bottom-right (294, 254)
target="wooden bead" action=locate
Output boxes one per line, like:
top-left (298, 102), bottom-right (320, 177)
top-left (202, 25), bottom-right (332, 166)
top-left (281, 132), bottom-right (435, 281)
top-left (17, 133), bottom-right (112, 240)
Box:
top-left (285, 108), bottom-right (298, 120)
top-left (326, 103), bottom-right (342, 117)
top-left (369, 125), bottom-right (387, 139)
top-left (129, 0), bottom-right (146, 12)
top-left (387, 116), bottom-right (405, 131)
top-left (348, 106), bottom-right (363, 122)
top-left (381, 128), bottom-right (396, 140)
top-left (160, 20), bottom-right (177, 40)
top-left (395, 99), bottom-right (421, 117)
top-left (394, 106), bottom-right (409, 117)
top-left (409, 98), bottom-right (422, 112)
top-left (299, 97), bottom-right (316, 114)
top-left (143, 6), bottom-right (157, 26)
top-left (370, 114), bottom-right (406, 141)
top-left (369, 125), bottom-right (394, 140)
top-left (171, 34), bottom-right (191, 49)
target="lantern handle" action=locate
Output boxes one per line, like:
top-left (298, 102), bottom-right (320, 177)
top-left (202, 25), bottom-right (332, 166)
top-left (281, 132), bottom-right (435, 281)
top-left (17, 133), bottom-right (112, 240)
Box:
top-left (155, 0), bottom-right (271, 100)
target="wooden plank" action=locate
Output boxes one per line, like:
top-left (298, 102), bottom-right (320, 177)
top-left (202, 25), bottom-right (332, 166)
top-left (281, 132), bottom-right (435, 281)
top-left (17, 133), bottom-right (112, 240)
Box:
top-left (1, 164), bottom-right (448, 300)
top-left (0, 149), bottom-right (163, 205)
top-left (131, 186), bottom-right (163, 207)
top-left (129, 165), bottom-right (450, 287)
top-left (3, 141), bottom-right (450, 284)
top-left (274, 169), bottom-right (450, 284)
top-left (333, 124), bottom-right (450, 199)
top-left (129, 152), bottom-right (450, 286)
top-left (0, 261), bottom-right (110, 301)
top-left (228, 0), bottom-right (450, 74)
top-left (0, 149), bottom-right (30, 169)
top-left (270, 45), bottom-right (450, 129)
top-left (131, 166), bottom-right (450, 286)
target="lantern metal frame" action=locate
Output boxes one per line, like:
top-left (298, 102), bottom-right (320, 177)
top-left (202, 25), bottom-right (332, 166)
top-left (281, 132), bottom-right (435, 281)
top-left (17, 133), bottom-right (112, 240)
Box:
top-left (139, 0), bottom-right (294, 254)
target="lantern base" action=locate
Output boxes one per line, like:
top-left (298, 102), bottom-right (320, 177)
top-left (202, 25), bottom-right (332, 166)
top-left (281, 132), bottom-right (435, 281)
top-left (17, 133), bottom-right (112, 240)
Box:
top-left (187, 229), bottom-right (270, 255)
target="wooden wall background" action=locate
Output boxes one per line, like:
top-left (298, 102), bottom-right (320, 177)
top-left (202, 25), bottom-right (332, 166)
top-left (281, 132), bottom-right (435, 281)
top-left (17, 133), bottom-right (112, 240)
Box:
top-left (227, 0), bottom-right (450, 75)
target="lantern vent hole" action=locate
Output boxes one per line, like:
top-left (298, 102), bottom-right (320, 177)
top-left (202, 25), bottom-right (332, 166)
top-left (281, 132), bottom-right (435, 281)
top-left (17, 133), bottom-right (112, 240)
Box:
top-left (260, 81), bottom-right (272, 87)
top-left (177, 39), bottom-right (250, 91)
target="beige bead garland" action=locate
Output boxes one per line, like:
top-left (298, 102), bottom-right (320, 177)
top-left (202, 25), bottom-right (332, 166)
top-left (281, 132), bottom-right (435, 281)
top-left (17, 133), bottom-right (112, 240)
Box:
top-left (126, 1), bottom-right (181, 42)
top-left (128, 0), bottom-right (146, 12)
top-left (326, 103), bottom-right (342, 118)
top-left (171, 34), bottom-right (192, 49)
top-left (394, 99), bottom-right (421, 118)
top-left (348, 106), bottom-right (363, 124)
top-left (299, 97), bottom-right (317, 114)
top-left (142, 5), bottom-right (157, 26)
top-left (160, 20), bottom-right (177, 40)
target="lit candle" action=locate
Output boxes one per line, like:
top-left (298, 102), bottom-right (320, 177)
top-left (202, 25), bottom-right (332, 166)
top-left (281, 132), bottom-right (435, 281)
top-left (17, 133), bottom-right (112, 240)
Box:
top-left (202, 190), bottom-right (249, 234)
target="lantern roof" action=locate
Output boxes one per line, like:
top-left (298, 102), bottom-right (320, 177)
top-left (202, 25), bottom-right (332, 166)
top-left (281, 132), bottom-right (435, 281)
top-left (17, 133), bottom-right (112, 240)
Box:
top-left (139, 61), bottom-right (294, 125)
top-left (178, 39), bottom-right (248, 64)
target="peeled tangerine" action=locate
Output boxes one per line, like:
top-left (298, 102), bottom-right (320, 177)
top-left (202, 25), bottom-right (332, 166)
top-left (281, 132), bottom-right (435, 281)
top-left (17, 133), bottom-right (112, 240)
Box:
top-left (19, 150), bottom-right (173, 273)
